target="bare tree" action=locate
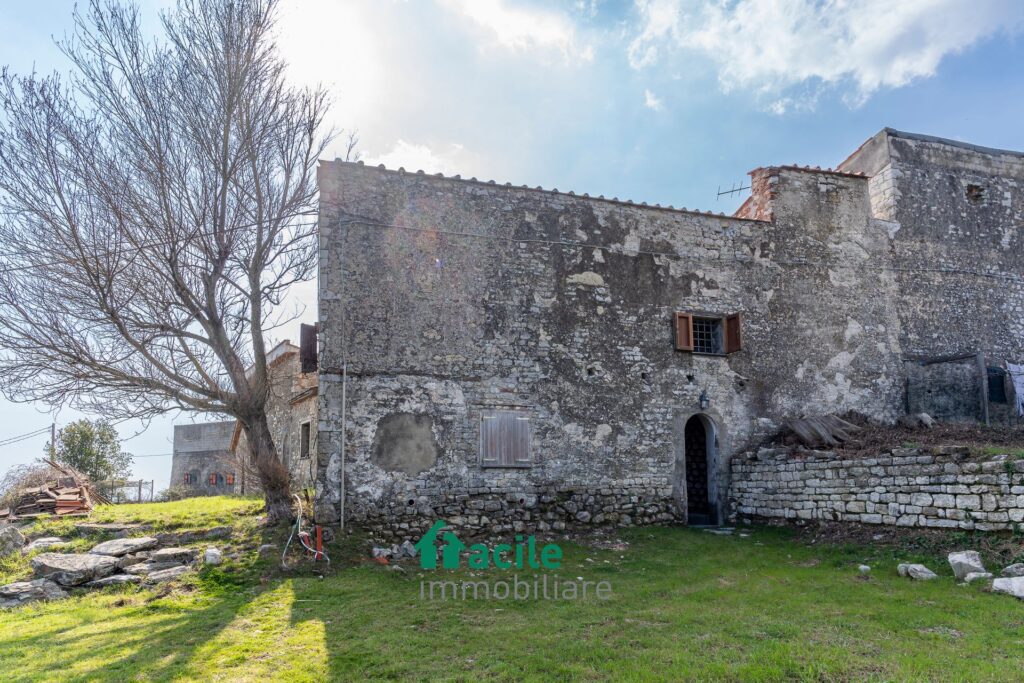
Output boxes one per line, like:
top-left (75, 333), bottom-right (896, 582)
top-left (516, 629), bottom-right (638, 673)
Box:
top-left (0, 0), bottom-right (334, 523)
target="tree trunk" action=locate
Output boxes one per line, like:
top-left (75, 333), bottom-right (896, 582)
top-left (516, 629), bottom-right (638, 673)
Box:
top-left (242, 413), bottom-right (293, 525)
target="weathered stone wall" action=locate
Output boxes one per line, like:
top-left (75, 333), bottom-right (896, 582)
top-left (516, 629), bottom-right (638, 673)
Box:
top-left (170, 421), bottom-right (237, 494)
top-left (731, 447), bottom-right (1024, 531)
top-left (840, 130), bottom-right (1024, 364)
top-left (314, 160), bottom-right (905, 533)
top-left (232, 343), bottom-right (319, 489)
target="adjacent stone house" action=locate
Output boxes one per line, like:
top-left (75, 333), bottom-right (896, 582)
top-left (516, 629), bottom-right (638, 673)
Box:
top-left (170, 421), bottom-right (238, 494)
top-left (230, 339), bottom-right (319, 490)
top-left (312, 129), bottom-right (1024, 538)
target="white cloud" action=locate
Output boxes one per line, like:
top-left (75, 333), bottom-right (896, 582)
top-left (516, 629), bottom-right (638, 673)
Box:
top-left (364, 140), bottom-right (471, 176)
top-left (438, 0), bottom-right (594, 63)
top-left (643, 88), bottom-right (663, 111)
top-left (628, 0), bottom-right (1024, 105)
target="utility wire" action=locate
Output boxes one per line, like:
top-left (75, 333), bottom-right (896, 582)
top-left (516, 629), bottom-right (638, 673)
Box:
top-left (0, 426), bottom-right (51, 447)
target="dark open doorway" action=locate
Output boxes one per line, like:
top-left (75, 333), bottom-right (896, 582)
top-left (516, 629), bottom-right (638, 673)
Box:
top-left (684, 414), bottom-right (715, 525)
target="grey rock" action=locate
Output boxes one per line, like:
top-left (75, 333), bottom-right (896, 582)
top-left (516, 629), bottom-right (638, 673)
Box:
top-left (146, 565), bottom-right (192, 583)
top-left (962, 572), bottom-right (992, 584)
top-left (992, 576), bottom-right (1024, 599)
top-left (22, 537), bottom-right (66, 554)
top-left (89, 536), bottom-right (159, 557)
top-left (899, 413), bottom-right (935, 428)
top-left (257, 544), bottom-right (277, 559)
top-left (31, 552), bottom-right (119, 586)
top-left (0, 578), bottom-right (66, 606)
top-left (399, 540), bottom-right (418, 558)
top-left (858, 564), bottom-right (871, 574)
top-left (947, 551), bottom-right (986, 581)
top-left (575, 511), bottom-right (592, 523)
top-left (0, 526), bottom-right (26, 556)
top-left (203, 547), bottom-right (223, 565)
top-left (85, 574), bottom-right (142, 588)
top-left (371, 546), bottom-right (392, 559)
top-left (1001, 563), bottom-right (1024, 578)
top-left (148, 547), bottom-right (198, 565)
top-left (898, 563), bottom-right (938, 580)
top-left (124, 561), bottom-right (185, 575)
top-left (117, 553), bottom-right (149, 569)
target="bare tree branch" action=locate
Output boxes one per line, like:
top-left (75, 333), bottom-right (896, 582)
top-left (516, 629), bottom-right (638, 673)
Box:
top-left (0, 0), bottom-right (335, 522)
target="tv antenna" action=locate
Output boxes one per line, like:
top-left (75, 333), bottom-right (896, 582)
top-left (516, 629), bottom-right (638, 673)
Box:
top-left (716, 180), bottom-right (751, 200)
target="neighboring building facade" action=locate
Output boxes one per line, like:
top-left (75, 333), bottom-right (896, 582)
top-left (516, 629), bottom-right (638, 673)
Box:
top-left (312, 129), bottom-right (1024, 537)
top-left (230, 340), bottom-right (319, 490)
top-left (170, 421), bottom-right (238, 494)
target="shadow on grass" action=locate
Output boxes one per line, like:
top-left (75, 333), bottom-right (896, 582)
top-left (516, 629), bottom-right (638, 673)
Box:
top-left (0, 524), bottom-right (288, 683)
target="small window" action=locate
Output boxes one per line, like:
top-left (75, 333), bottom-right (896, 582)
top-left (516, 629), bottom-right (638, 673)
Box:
top-left (675, 311), bottom-right (742, 354)
top-left (300, 421), bottom-right (311, 459)
top-left (480, 411), bottom-right (531, 468)
top-left (225, 472), bottom-right (235, 486)
top-left (965, 184), bottom-right (985, 203)
top-left (183, 472), bottom-right (192, 484)
top-left (300, 323), bottom-right (318, 373)
top-left (692, 317), bottom-right (723, 354)
top-left (208, 473), bottom-right (217, 486)
top-left (988, 367), bottom-right (1007, 404)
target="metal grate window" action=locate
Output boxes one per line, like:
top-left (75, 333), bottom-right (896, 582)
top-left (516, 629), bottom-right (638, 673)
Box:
top-left (692, 317), bottom-right (723, 354)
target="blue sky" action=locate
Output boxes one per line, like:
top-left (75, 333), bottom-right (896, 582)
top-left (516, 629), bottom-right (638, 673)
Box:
top-left (1, 0), bottom-right (1023, 490)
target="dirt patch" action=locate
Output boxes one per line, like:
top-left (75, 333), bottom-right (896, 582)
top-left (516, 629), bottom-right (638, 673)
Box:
top-left (764, 413), bottom-right (1024, 460)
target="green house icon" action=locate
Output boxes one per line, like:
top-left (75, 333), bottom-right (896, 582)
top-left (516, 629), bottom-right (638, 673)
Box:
top-left (414, 520), bottom-right (465, 569)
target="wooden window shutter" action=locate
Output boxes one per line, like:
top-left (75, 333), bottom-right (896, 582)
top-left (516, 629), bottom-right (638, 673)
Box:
top-left (724, 312), bottom-right (742, 353)
top-left (480, 411), bottom-right (531, 467)
top-left (208, 473), bottom-right (217, 486)
top-left (675, 312), bottom-right (694, 351)
top-left (480, 414), bottom-right (500, 467)
top-left (511, 415), bottom-right (531, 465)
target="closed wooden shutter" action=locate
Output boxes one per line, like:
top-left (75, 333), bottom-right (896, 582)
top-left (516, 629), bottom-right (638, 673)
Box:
top-left (675, 312), bottom-right (694, 351)
top-left (208, 473), bottom-right (217, 486)
top-left (724, 312), bottom-right (742, 353)
top-left (480, 411), bottom-right (531, 467)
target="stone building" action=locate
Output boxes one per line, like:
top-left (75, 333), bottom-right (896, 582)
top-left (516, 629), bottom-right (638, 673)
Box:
top-left (312, 129), bottom-right (1024, 537)
top-left (170, 421), bottom-right (238, 494)
top-left (230, 338), bottom-right (319, 490)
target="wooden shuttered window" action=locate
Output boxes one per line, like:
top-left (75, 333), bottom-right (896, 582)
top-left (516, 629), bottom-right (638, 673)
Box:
top-left (208, 473), bottom-right (217, 486)
top-left (674, 311), bottom-right (742, 354)
top-left (480, 411), bottom-right (532, 468)
top-left (674, 312), bottom-right (694, 351)
top-left (225, 473), bottom-right (235, 486)
top-left (724, 313), bottom-right (742, 354)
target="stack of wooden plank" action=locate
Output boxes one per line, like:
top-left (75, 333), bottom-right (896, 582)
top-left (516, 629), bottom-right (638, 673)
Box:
top-left (0, 477), bottom-right (93, 521)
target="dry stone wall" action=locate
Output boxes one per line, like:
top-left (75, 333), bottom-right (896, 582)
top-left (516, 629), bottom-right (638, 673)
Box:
top-left (730, 447), bottom-right (1024, 531)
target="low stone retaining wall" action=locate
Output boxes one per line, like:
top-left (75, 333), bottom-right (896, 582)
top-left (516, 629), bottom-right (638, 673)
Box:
top-left (353, 482), bottom-right (681, 541)
top-left (729, 447), bottom-right (1024, 531)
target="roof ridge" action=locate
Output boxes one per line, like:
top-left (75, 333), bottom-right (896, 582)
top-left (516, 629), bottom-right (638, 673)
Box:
top-left (324, 159), bottom-right (769, 223)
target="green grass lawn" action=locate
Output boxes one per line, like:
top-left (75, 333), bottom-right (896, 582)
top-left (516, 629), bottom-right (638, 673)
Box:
top-left (2, 497), bottom-right (1024, 682)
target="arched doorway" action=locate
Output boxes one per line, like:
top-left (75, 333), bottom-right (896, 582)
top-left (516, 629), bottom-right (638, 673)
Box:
top-left (683, 414), bottom-right (717, 525)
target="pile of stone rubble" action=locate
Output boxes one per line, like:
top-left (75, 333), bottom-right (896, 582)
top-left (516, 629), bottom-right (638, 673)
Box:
top-left (895, 550), bottom-right (1024, 599)
top-left (0, 526), bottom-right (222, 609)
